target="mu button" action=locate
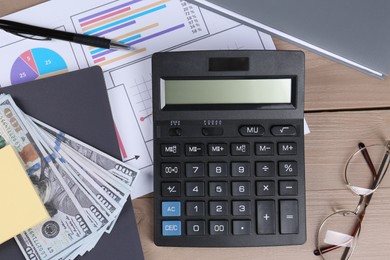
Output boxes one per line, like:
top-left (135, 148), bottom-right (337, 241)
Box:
top-left (239, 125), bottom-right (265, 136)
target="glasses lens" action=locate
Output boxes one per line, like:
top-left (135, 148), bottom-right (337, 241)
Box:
top-left (345, 144), bottom-right (390, 195)
top-left (317, 211), bottom-right (361, 260)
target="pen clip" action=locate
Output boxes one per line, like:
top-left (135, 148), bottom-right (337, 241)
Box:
top-left (4, 28), bottom-right (51, 41)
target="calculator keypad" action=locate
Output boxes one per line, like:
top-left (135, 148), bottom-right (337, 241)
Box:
top-left (154, 122), bottom-right (305, 247)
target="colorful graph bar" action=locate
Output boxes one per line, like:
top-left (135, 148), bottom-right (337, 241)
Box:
top-left (78, 0), bottom-right (141, 23)
top-left (76, 0), bottom-right (191, 67)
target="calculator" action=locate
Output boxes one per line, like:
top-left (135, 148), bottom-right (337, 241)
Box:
top-left (152, 50), bottom-right (306, 247)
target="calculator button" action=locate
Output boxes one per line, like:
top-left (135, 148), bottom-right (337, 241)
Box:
top-left (161, 163), bottom-right (181, 178)
top-left (209, 182), bottom-right (228, 197)
top-left (256, 200), bottom-right (276, 234)
top-left (255, 143), bottom-right (274, 156)
top-left (162, 182), bottom-right (181, 197)
top-left (239, 125), bottom-right (265, 136)
top-left (186, 182), bottom-right (205, 197)
top-left (209, 162), bottom-right (228, 177)
top-left (231, 143), bottom-right (250, 156)
top-left (210, 220), bottom-right (228, 235)
top-left (208, 143), bottom-right (228, 156)
top-left (278, 142), bottom-right (297, 155)
top-left (278, 161), bottom-right (297, 176)
top-left (232, 201), bottom-right (251, 216)
top-left (233, 220), bottom-right (251, 235)
top-left (280, 200), bottom-right (299, 234)
top-left (185, 144), bottom-right (205, 156)
top-left (187, 221), bottom-right (206, 236)
top-left (186, 201), bottom-right (205, 216)
top-left (256, 161), bottom-right (275, 177)
top-left (161, 144), bottom-right (180, 157)
top-left (186, 162), bottom-right (205, 177)
top-left (271, 125), bottom-right (297, 136)
top-left (231, 162), bottom-right (250, 177)
top-left (279, 180), bottom-right (298, 196)
top-left (162, 220), bottom-right (181, 236)
top-left (202, 127), bottom-right (223, 136)
top-left (232, 181), bottom-right (251, 196)
top-left (256, 181), bottom-right (275, 196)
top-left (209, 201), bottom-right (228, 216)
top-left (162, 201), bottom-right (181, 217)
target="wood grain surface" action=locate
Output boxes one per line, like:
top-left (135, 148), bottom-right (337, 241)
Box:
top-left (1, 1), bottom-right (390, 259)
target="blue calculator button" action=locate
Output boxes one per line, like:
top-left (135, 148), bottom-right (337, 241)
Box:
top-left (162, 201), bottom-right (181, 217)
top-left (162, 221), bottom-right (181, 236)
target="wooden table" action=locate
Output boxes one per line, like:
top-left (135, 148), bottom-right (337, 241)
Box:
top-left (2, 1), bottom-right (390, 259)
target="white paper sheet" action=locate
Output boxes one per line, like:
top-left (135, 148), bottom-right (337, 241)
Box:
top-left (0, 0), bottom-right (276, 198)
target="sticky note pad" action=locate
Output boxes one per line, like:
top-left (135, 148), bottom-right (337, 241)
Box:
top-left (0, 145), bottom-right (49, 245)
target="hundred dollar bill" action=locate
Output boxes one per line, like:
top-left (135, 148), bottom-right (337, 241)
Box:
top-left (27, 118), bottom-right (112, 232)
top-left (0, 95), bottom-right (96, 260)
top-left (32, 117), bottom-right (139, 188)
top-left (32, 119), bottom-right (124, 215)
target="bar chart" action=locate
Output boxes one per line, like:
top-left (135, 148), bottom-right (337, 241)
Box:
top-left (71, 0), bottom-right (207, 70)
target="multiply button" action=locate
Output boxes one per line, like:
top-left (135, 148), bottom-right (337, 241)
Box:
top-left (239, 125), bottom-right (265, 136)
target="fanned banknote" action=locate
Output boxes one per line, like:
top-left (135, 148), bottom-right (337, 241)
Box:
top-left (0, 94), bottom-right (139, 260)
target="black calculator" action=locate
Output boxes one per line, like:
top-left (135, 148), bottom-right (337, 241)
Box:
top-left (152, 50), bottom-right (306, 247)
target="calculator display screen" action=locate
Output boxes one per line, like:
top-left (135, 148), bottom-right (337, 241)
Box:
top-left (161, 79), bottom-right (291, 107)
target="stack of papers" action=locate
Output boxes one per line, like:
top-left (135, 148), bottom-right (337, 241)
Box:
top-left (0, 94), bottom-right (139, 260)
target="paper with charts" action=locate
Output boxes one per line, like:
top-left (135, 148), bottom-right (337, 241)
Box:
top-left (0, 0), bottom-right (275, 198)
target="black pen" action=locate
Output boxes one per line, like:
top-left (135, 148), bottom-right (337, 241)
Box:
top-left (0, 19), bottom-right (131, 50)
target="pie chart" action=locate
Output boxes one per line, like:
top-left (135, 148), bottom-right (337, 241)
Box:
top-left (10, 48), bottom-right (68, 85)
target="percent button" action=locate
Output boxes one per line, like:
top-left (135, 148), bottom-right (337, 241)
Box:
top-left (278, 161), bottom-right (297, 176)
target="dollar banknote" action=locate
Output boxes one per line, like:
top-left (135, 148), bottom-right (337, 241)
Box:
top-left (0, 94), bottom-right (97, 259)
top-left (0, 94), bottom-right (140, 259)
top-left (33, 117), bottom-right (139, 188)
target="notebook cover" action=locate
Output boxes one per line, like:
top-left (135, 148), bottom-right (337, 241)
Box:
top-left (0, 67), bottom-right (144, 260)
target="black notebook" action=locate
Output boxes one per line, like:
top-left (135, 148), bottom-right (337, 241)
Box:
top-left (0, 66), bottom-right (144, 260)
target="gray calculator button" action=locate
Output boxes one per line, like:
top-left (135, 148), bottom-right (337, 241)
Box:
top-left (257, 200), bottom-right (276, 234)
top-left (271, 125), bottom-right (297, 136)
top-left (239, 125), bottom-right (265, 136)
top-left (280, 200), bottom-right (299, 234)
top-left (255, 143), bottom-right (274, 155)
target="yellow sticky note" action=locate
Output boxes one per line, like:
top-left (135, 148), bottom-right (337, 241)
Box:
top-left (0, 145), bottom-right (49, 245)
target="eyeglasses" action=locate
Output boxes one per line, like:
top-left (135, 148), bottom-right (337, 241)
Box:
top-left (314, 141), bottom-right (390, 260)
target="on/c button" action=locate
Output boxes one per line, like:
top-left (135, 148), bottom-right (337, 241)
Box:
top-left (202, 127), bottom-right (223, 136)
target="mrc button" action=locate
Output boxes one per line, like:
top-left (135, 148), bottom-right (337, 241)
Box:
top-left (239, 125), bottom-right (265, 136)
